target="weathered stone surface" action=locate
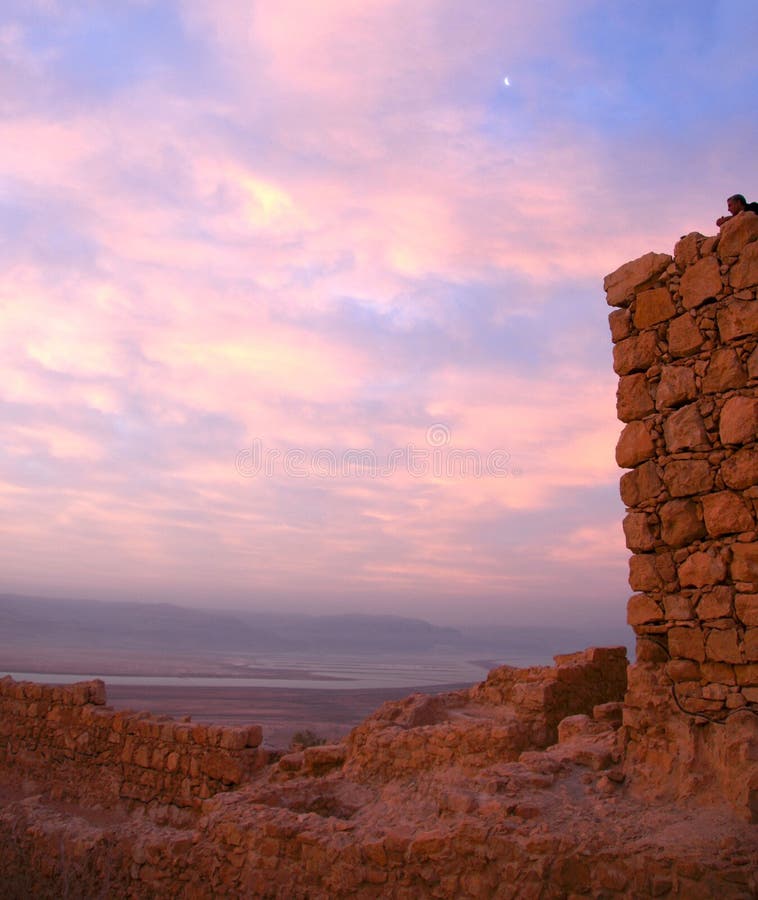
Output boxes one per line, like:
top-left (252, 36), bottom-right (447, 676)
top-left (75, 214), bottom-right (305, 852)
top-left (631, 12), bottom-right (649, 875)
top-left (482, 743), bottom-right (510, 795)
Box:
top-left (717, 299), bottom-right (758, 343)
top-left (719, 396), bottom-right (758, 446)
top-left (665, 658), bottom-right (700, 682)
top-left (628, 554), bottom-right (660, 591)
top-left (623, 512), bottom-right (656, 552)
top-left (616, 421), bottom-right (655, 468)
top-left (678, 551), bottom-right (727, 587)
top-left (721, 448), bottom-right (758, 490)
top-left (663, 459), bottom-right (713, 497)
top-left (620, 459), bottom-right (662, 507)
top-left (613, 331), bottom-right (658, 375)
top-left (702, 491), bottom-right (754, 537)
top-left (634, 287), bottom-right (676, 328)
top-left (608, 307), bottom-right (633, 343)
top-left (660, 499), bottom-right (705, 547)
top-left (604, 251), bottom-right (671, 307)
top-left (731, 542), bottom-right (758, 583)
top-left (697, 587), bottom-right (733, 620)
top-left (625, 466), bottom-right (663, 512)
top-left (663, 593), bottom-right (692, 620)
top-left (627, 593), bottom-right (662, 625)
top-left (680, 256), bottom-right (722, 310)
top-left (673, 232), bottom-right (704, 269)
top-left (717, 210), bottom-right (758, 260)
top-left (729, 239), bottom-right (758, 290)
top-left (617, 373), bottom-right (654, 422)
top-left (749, 346), bottom-right (758, 380)
top-left (745, 628), bottom-right (758, 662)
top-left (667, 313), bottom-right (703, 358)
top-left (663, 403), bottom-right (710, 452)
top-left (668, 626), bottom-right (705, 661)
top-left (655, 365), bottom-right (696, 410)
top-left (705, 629), bottom-right (743, 664)
top-left (702, 348), bottom-right (747, 394)
top-left (735, 594), bottom-right (758, 627)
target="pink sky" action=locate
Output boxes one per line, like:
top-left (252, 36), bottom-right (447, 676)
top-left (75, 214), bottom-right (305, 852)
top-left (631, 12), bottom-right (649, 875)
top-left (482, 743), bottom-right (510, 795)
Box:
top-left (1, 1), bottom-right (756, 627)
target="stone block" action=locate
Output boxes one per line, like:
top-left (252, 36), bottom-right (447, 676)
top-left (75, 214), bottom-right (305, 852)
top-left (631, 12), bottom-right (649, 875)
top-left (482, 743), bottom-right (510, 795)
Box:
top-left (680, 256), bottom-right (722, 309)
top-left (702, 491), bottom-right (754, 537)
top-left (697, 586), bottom-right (733, 620)
top-left (735, 594), bottom-right (758, 627)
top-left (729, 240), bottom-right (758, 290)
top-left (629, 554), bottom-right (660, 591)
top-left (667, 313), bottom-right (704, 358)
top-left (219, 727), bottom-right (248, 751)
top-left (662, 459), bottom-right (713, 498)
top-left (674, 232), bottom-right (704, 269)
top-left (604, 251), bottom-right (672, 307)
top-left (720, 397), bottom-right (758, 446)
top-left (620, 460), bottom-right (662, 507)
top-left (623, 512), bottom-right (656, 552)
top-left (613, 330), bottom-right (658, 375)
top-left (663, 403), bottom-right (710, 452)
top-left (659, 498), bottom-right (705, 547)
top-left (702, 348), bottom-right (747, 394)
top-left (634, 287), bottom-right (676, 328)
top-left (245, 725), bottom-right (263, 748)
top-left (705, 628), bottom-right (743, 664)
top-left (731, 542), bottom-right (758, 584)
top-left (678, 551), bottom-right (727, 588)
top-left (701, 662), bottom-right (737, 685)
top-left (721, 448), bottom-right (758, 490)
top-left (745, 628), bottom-right (758, 662)
top-left (616, 421), bottom-right (655, 468)
top-left (717, 210), bottom-right (758, 260)
top-left (717, 298), bottom-right (758, 343)
top-left (608, 308), bottom-right (633, 343)
top-left (655, 365), bottom-right (696, 410)
top-left (663, 593), bottom-right (693, 620)
top-left (734, 663), bottom-right (758, 685)
top-left (665, 659), bottom-right (700, 682)
top-left (617, 373), bottom-right (654, 422)
top-left (669, 626), bottom-right (705, 661)
top-left (749, 346), bottom-right (758, 380)
top-left (627, 593), bottom-right (662, 626)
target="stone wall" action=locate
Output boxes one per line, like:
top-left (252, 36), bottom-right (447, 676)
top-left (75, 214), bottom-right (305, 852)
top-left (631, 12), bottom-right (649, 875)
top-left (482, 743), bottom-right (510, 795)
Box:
top-left (606, 211), bottom-right (758, 820)
top-left (0, 676), bottom-right (266, 815)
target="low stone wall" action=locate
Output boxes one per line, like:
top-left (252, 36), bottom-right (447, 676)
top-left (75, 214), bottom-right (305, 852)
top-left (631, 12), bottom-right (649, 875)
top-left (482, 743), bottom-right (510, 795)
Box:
top-left (345, 647), bottom-right (627, 779)
top-left (0, 676), bottom-right (266, 813)
top-left (606, 211), bottom-right (758, 820)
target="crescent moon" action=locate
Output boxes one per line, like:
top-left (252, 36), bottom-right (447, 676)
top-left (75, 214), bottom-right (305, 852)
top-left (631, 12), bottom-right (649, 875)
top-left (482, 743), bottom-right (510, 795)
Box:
top-left (503, 76), bottom-right (510, 87)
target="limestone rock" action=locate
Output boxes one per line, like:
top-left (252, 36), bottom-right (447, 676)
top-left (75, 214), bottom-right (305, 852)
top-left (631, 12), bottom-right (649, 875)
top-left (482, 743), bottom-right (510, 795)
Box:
top-left (720, 396), bottom-right (758, 446)
top-left (608, 308), bottom-right (633, 343)
top-left (673, 232), bottom-right (705, 269)
top-left (668, 626), bottom-right (706, 661)
top-left (604, 251), bottom-right (671, 307)
top-left (702, 348), bottom-right (747, 394)
top-left (634, 287), bottom-right (676, 328)
top-left (717, 210), bottom-right (758, 260)
top-left (667, 313), bottom-right (704, 358)
top-left (729, 239), bottom-right (758, 290)
top-left (721, 448), bottom-right (758, 490)
top-left (678, 551), bottom-right (727, 587)
top-left (702, 491), bottom-right (754, 537)
top-left (731, 542), bottom-right (758, 584)
top-left (663, 403), bottom-right (710, 452)
top-left (620, 459), bottom-right (662, 507)
top-left (616, 373), bottom-right (654, 422)
top-left (735, 594), bottom-right (758, 627)
top-left (613, 331), bottom-right (658, 375)
top-left (680, 256), bottom-right (722, 310)
top-left (717, 299), bottom-right (758, 343)
top-left (655, 365), bottom-right (696, 410)
top-left (660, 499), bottom-right (705, 547)
top-left (616, 421), bottom-right (655, 468)
top-left (663, 458), bottom-right (713, 497)
top-left (623, 512), bottom-right (656, 551)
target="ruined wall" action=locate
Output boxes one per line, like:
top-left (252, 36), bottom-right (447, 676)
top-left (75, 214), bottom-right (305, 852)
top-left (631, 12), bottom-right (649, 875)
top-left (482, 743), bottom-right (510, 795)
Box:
top-left (606, 212), bottom-right (758, 819)
top-left (0, 676), bottom-right (266, 815)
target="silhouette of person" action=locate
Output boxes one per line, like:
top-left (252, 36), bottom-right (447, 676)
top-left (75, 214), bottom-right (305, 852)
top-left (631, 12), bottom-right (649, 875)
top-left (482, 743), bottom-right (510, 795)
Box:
top-left (717, 194), bottom-right (747, 227)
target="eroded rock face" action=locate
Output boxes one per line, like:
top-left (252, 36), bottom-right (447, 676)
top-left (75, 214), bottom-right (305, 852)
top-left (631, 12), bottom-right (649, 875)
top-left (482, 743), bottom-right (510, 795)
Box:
top-left (606, 220), bottom-right (758, 823)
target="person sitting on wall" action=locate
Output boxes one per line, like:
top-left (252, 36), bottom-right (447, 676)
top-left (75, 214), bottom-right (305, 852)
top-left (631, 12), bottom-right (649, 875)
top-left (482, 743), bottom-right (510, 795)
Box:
top-left (717, 193), bottom-right (758, 227)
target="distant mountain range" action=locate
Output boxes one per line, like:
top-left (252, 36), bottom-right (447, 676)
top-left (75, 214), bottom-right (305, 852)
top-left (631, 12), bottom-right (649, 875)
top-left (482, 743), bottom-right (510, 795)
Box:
top-left (0, 593), bottom-right (629, 657)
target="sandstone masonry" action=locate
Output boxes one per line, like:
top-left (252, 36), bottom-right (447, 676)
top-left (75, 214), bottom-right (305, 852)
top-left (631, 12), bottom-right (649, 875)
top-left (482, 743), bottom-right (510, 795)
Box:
top-left (606, 211), bottom-right (758, 820)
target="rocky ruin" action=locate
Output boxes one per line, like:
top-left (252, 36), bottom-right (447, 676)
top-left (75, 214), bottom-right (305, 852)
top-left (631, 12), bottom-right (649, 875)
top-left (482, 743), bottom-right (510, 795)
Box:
top-left (1, 214), bottom-right (757, 897)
